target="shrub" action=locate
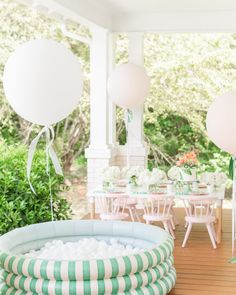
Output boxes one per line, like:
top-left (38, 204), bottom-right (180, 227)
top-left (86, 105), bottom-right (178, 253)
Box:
top-left (0, 143), bottom-right (71, 234)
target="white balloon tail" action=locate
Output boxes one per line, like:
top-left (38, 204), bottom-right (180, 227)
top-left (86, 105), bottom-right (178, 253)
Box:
top-left (27, 126), bottom-right (63, 195)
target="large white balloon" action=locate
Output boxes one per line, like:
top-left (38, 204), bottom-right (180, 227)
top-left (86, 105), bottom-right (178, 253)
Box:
top-left (107, 63), bottom-right (150, 109)
top-left (206, 91), bottom-right (236, 156)
top-left (3, 39), bottom-right (83, 126)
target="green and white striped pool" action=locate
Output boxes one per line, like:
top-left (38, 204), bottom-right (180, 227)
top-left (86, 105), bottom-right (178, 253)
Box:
top-left (0, 220), bottom-right (176, 294)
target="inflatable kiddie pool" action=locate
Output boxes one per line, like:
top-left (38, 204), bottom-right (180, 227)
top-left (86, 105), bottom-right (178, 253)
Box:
top-left (0, 220), bottom-right (176, 294)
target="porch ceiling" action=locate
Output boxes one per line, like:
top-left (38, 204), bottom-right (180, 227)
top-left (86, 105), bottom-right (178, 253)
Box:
top-left (20, 0), bottom-right (236, 32)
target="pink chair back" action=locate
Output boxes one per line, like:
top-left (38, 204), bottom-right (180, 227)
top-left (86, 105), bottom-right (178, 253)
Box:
top-left (139, 195), bottom-right (174, 217)
top-left (95, 194), bottom-right (128, 220)
top-left (183, 197), bottom-right (216, 219)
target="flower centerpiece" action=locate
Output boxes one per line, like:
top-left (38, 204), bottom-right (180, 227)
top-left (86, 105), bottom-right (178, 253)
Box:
top-left (176, 151), bottom-right (198, 181)
top-left (102, 166), bottom-right (120, 189)
top-left (148, 168), bottom-right (167, 192)
top-left (200, 172), bottom-right (227, 192)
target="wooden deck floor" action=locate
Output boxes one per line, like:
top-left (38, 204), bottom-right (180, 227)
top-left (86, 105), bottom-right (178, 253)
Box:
top-left (169, 208), bottom-right (235, 295)
top-left (83, 208), bottom-right (235, 294)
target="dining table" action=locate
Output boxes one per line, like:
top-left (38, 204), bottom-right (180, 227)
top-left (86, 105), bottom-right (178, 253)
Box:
top-left (87, 184), bottom-right (225, 244)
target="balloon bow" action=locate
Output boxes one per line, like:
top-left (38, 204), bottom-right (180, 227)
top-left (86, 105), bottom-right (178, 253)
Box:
top-left (27, 126), bottom-right (63, 194)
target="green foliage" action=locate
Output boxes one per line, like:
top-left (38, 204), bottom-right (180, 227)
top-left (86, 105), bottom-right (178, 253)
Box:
top-left (0, 143), bottom-right (71, 234)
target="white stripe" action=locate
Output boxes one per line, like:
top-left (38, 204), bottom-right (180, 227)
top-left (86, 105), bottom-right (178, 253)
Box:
top-left (33, 259), bottom-right (42, 279)
top-left (21, 259), bottom-right (30, 277)
top-left (46, 260), bottom-right (55, 280)
top-left (117, 276), bottom-right (126, 292)
top-left (61, 281), bottom-right (70, 295)
top-left (128, 255), bottom-right (138, 274)
top-left (4, 256), bottom-right (11, 271)
top-left (103, 259), bottom-right (112, 279)
top-left (90, 279), bottom-right (99, 295)
top-left (104, 278), bottom-right (113, 294)
top-left (75, 262), bottom-right (83, 280)
top-left (35, 278), bottom-right (44, 294)
top-left (117, 257), bottom-right (126, 276)
top-left (76, 280), bottom-right (84, 294)
top-left (14, 274), bottom-right (21, 290)
top-left (138, 252), bottom-right (149, 270)
top-left (89, 260), bottom-right (98, 280)
top-left (11, 257), bottom-right (21, 274)
top-left (24, 277), bottom-right (32, 292)
top-left (48, 280), bottom-right (56, 295)
top-left (60, 261), bottom-right (69, 280)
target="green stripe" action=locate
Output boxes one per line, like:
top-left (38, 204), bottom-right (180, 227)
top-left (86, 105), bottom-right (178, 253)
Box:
top-left (134, 272), bottom-right (143, 289)
top-left (145, 269), bottom-right (153, 284)
top-left (7, 256), bottom-right (16, 273)
top-left (40, 260), bottom-right (48, 279)
top-left (144, 251), bottom-right (153, 268)
top-left (0, 253), bottom-right (8, 268)
top-left (19, 275), bottom-right (26, 291)
top-left (123, 256), bottom-right (132, 275)
top-left (111, 277), bottom-right (119, 294)
top-left (97, 278), bottom-right (105, 295)
top-left (152, 248), bottom-right (161, 264)
top-left (124, 274), bottom-right (132, 292)
top-left (134, 254), bottom-right (143, 272)
top-left (68, 261), bottom-right (76, 281)
top-left (55, 280), bottom-right (62, 295)
top-left (110, 258), bottom-right (119, 278)
top-left (30, 277), bottom-right (37, 293)
top-left (42, 279), bottom-right (49, 295)
top-left (69, 281), bottom-right (75, 295)
top-left (83, 280), bottom-right (91, 295)
top-left (145, 284), bottom-right (155, 295)
top-left (9, 274), bottom-right (15, 289)
top-left (97, 260), bottom-right (105, 280)
top-left (83, 261), bottom-right (90, 281)
top-left (17, 257), bottom-right (25, 276)
top-left (28, 259), bottom-right (36, 277)
top-left (54, 261), bottom-right (62, 280)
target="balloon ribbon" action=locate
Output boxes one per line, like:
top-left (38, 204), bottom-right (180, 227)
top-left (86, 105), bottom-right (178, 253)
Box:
top-left (27, 126), bottom-right (63, 196)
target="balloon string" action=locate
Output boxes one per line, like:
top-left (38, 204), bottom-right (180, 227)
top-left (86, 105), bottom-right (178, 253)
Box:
top-left (45, 129), bottom-right (54, 221)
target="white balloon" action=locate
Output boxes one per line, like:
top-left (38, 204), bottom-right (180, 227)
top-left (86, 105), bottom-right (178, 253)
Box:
top-left (107, 63), bottom-right (150, 109)
top-left (3, 39), bottom-right (83, 126)
top-left (206, 91), bottom-right (236, 156)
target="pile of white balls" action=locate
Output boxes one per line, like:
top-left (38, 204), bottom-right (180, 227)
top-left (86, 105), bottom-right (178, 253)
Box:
top-left (25, 238), bottom-right (143, 260)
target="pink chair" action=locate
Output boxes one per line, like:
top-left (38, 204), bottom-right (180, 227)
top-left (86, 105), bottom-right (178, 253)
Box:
top-left (115, 197), bottom-right (140, 222)
top-left (95, 194), bottom-right (129, 221)
top-left (182, 197), bottom-right (217, 248)
top-left (139, 195), bottom-right (175, 239)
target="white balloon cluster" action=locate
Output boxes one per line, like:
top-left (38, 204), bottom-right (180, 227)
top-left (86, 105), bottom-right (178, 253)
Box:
top-left (107, 63), bottom-right (150, 109)
top-left (3, 39), bottom-right (83, 126)
top-left (206, 91), bottom-right (236, 156)
top-left (25, 238), bottom-right (143, 261)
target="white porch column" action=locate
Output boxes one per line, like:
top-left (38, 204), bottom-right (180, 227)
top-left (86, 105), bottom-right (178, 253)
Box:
top-left (116, 32), bottom-right (148, 168)
top-left (85, 27), bottom-right (116, 191)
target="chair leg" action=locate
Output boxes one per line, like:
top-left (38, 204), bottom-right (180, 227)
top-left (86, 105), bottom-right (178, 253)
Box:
top-left (128, 207), bottom-right (135, 222)
top-left (134, 207), bottom-right (141, 222)
top-left (171, 208), bottom-right (179, 225)
top-left (163, 221), bottom-right (170, 234)
top-left (211, 223), bottom-right (217, 242)
top-left (168, 221), bottom-right (176, 239)
top-left (206, 223), bottom-right (217, 249)
top-left (170, 218), bottom-right (176, 230)
top-left (182, 223), bottom-right (192, 247)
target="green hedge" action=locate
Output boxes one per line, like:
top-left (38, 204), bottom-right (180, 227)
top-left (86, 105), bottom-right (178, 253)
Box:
top-left (0, 143), bottom-right (71, 234)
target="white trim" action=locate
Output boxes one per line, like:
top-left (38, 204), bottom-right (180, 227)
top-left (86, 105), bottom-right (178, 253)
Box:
top-left (112, 11), bottom-right (236, 32)
top-left (60, 23), bottom-right (91, 45)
